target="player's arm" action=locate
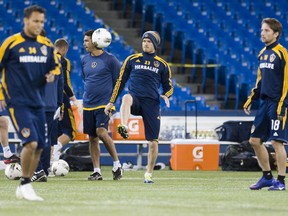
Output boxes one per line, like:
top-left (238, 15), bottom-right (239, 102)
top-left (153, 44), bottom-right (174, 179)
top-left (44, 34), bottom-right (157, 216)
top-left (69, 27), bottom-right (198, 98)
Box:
top-left (243, 68), bottom-right (261, 115)
top-left (104, 56), bottom-right (121, 114)
top-left (57, 66), bottom-right (64, 107)
top-left (105, 56), bottom-right (131, 115)
top-left (0, 36), bottom-right (14, 108)
top-left (244, 49), bottom-right (266, 114)
top-left (61, 58), bottom-right (81, 112)
top-left (63, 58), bottom-right (75, 98)
top-left (110, 58), bottom-right (131, 103)
top-left (0, 84), bottom-right (6, 111)
top-left (111, 56), bottom-right (121, 87)
top-left (0, 35), bottom-right (15, 69)
top-left (160, 61), bottom-right (174, 108)
top-left (276, 49), bottom-right (288, 119)
top-left (48, 49), bottom-right (62, 83)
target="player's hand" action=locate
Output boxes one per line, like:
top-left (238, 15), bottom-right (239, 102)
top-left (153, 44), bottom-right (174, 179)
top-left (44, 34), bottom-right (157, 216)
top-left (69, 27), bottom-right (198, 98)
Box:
top-left (0, 100), bottom-right (6, 112)
top-left (104, 102), bottom-right (114, 115)
top-left (244, 104), bottom-right (251, 115)
top-left (160, 95), bottom-right (170, 108)
top-left (45, 73), bottom-right (55, 83)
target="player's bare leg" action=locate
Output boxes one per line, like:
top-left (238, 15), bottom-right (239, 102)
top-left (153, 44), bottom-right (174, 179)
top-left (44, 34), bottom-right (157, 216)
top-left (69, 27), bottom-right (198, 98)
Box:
top-left (88, 136), bottom-right (103, 180)
top-left (120, 94), bottom-right (133, 126)
top-left (144, 140), bottom-right (158, 184)
top-left (117, 94), bottom-right (133, 139)
top-left (89, 136), bottom-right (100, 169)
top-left (0, 116), bottom-right (20, 164)
top-left (97, 128), bottom-right (122, 180)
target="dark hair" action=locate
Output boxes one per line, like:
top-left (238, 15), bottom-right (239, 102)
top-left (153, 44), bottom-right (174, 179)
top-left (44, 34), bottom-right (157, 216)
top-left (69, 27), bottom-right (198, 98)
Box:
top-left (54, 38), bottom-right (69, 48)
top-left (85, 30), bottom-right (94, 38)
top-left (24, 5), bottom-right (46, 18)
top-left (262, 18), bottom-right (282, 40)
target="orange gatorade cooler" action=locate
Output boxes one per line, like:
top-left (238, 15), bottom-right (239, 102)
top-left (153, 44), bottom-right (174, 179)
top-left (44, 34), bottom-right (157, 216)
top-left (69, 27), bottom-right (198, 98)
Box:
top-left (109, 114), bottom-right (145, 140)
top-left (170, 139), bottom-right (220, 170)
top-left (71, 104), bottom-right (88, 140)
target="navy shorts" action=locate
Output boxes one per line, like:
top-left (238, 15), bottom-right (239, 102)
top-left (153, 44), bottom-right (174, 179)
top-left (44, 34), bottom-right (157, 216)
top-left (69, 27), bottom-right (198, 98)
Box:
top-left (8, 106), bottom-right (47, 149)
top-left (83, 108), bottom-right (110, 137)
top-left (251, 99), bottom-right (288, 143)
top-left (58, 96), bottom-right (76, 141)
top-left (131, 95), bottom-right (160, 141)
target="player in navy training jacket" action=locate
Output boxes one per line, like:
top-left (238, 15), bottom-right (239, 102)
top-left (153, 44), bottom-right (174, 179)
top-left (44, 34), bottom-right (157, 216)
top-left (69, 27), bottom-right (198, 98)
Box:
top-left (244, 18), bottom-right (288, 191)
top-left (0, 5), bottom-right (60, 201)
top-left (105, 31), bottom-right (173, 183)
top-left (51, 38), bottom-right (79, 161)
top-left (31, 31), bottom-right (64, 182)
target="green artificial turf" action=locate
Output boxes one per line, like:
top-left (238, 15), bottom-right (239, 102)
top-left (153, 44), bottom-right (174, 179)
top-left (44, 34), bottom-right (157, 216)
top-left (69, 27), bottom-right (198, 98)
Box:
top-left (0, 167), bottom-right (287, 216)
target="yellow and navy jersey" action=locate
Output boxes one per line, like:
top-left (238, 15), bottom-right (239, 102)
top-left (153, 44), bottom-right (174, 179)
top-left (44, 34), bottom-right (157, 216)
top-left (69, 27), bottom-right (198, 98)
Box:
top-left (58, 53), bottom-right (74, 98)
top-left (57, 53), bottom-right (74, 107)
top-left (0, 31), bottom-right (61, 108)
top-left (244, 41), bottom-right (288, 116)
top-left (44, 63), bottom-right (64, 112)
top-left (110, 52), bottom-right (173, 103)
top-left (81, 51), bottom-right (121, 109)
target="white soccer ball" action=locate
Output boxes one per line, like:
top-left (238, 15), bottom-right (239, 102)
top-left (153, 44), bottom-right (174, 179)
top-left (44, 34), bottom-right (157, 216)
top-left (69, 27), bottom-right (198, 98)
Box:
top-left (51, 159), bottom-right (69, 176)
top-left (92, 28), bottom-right (112, 48)
top-left (5, 163), bottom-right (22, 180)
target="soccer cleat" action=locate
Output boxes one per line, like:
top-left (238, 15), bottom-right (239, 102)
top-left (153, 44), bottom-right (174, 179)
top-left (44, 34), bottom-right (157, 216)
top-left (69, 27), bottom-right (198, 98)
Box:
top-left (31, 170), bottom-right (47, 182)
top-left (4, 154), bottom-right (20, 164)
top-left (144, 173), bottom-right (154, 184)
top-left (117, 124), bottom-right (129, 139)
top-left (16, 183), bottom-right (44, 201)
top-left (112, 167), bottom-right (123, 180)
top-left (88, 172), bottom-right (103, 180)
top-left (249, 176), bottom-right (274, 190)
top-left (268, 180), bottom-right (286, 191)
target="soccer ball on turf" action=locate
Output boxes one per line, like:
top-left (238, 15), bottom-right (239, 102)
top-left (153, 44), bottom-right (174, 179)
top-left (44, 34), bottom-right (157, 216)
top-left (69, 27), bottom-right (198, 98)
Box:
top-left (5, 163), bottom-right (22, 180)
top-left (92, 28), bottom-right (112, 48)
top-left (51, 159), bottom-right (69, 176)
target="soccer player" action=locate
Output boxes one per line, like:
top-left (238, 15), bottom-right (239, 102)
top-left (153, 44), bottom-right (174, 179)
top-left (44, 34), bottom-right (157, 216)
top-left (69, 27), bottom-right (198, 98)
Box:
top-left (51, 38), bottom-right (80, 161)
top-left (0, 5), bottom-right (60, 201)
top-left (243, 18), bottom-right (288, 191)
top-left (81, 29), bottom-right (122, 180)
top-left (31, 32), bottom-right (64, 182)
top-left (0, 115), bottom-right (20, 164)
top-left (105, 31), bottom-right (173, 183)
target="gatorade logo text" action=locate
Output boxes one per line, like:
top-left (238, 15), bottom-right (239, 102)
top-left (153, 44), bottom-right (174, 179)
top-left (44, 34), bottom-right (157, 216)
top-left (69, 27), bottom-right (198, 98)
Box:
top-left (192, 146), bottom-right (203, 162)
top-left (128, 119), bottom-right (140, 134)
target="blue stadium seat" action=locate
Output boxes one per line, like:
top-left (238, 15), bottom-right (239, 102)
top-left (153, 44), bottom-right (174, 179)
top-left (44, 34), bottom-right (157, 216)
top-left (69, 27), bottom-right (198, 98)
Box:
top-left (141, 0), bottom-right (160, 34)
top-left (4, 0), bottom-right (288, 110)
